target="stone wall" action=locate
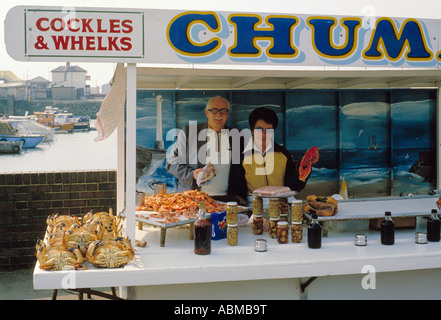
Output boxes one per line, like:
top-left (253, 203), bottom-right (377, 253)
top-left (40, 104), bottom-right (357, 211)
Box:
top-left (0, 170), bottom-right (117, 271)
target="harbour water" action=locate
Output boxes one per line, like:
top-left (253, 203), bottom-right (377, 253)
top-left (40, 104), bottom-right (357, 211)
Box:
top-left (0, 123), bottom-right (117, 173)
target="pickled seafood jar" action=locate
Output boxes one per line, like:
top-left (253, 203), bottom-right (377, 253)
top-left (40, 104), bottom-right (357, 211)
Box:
top-left (253, 214), bottom-right (263, 235)
top-left (226, 202), bottom-right (238, 224)
top-left (279, 198), bottom-right (289, 215)
top-left (269, 218), bottom-right (278, 239)
top-left (291, 200), bottom-right (303, 222)
top-left (253, 196), bottom-right (263, 216)
top-left (227, 224), bottom-right (238, 246)
top-left (269, 199), bottom-right (280, 219)
top-left (277, 221), bottom-right (289, 244)
top-left (279, 213), bottom-right (288, 222)
top-left (291, 221), bottom-right (303, 243)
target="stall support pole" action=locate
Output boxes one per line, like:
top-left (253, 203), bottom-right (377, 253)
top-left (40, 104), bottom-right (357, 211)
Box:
top-left (126, 63), bottom-right (137, 247)
top-left (117, 111), bottom-right (125, 216)
top-left (436, 87), bottom-right (441, 189)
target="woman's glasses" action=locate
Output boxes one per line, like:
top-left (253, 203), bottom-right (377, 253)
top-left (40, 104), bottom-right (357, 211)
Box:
top-left (207, 108), bottom-right (230, 115)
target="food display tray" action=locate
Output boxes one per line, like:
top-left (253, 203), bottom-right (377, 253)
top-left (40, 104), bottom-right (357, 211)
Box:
top-left (251, 191), bottom-right (297, 198)
top-left (135, 211), bottom-right (197, 247)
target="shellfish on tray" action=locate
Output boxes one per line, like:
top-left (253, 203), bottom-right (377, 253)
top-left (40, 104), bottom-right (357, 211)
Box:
top-left (303, 195), bottom-right (338, 217)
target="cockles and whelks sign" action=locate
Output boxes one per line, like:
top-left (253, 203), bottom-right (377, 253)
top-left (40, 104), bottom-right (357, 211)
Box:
top-left (5, 5), bottom-right (441, 68)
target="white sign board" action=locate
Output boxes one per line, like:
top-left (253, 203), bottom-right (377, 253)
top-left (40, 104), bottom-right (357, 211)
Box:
top-left (5, 5), bottom-right (441, 69)
top-left (5, 6), bottom-right (144, 62)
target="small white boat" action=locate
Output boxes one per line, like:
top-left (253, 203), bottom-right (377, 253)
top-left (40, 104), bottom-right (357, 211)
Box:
top-left (0, 140), bottom-right (23, 153)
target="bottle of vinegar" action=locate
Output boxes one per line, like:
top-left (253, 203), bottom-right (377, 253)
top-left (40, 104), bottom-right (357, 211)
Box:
top-left (308, 213), bottom-right (322, 249)
top-left (194, 201), bottom-right (211, 255)
top-left (381, 211), bottom-right (395, 245)
top-left (427, 209), bottom-right (440, 242)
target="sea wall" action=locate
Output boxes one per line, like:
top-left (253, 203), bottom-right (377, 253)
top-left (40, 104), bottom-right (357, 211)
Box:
top-left (0, 170), bottom-right (117, 271)
top-left (6, 99), bottom-right (103, 119)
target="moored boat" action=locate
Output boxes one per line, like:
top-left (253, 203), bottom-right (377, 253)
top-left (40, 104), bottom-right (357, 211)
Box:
top-left (0, 140), bottom-right (23, 153)
top-left (8, 116), bottom-right (55, 142)
top-left (0, 121), bottom-right (45, 148)
top-left (71, 115), bottom-right (91, 131)
top-left (34, 106), bottom-right (74, 133)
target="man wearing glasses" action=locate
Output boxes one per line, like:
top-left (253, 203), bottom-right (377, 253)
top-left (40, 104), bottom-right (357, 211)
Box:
top-left (166, 96), bottom-right (243, 203)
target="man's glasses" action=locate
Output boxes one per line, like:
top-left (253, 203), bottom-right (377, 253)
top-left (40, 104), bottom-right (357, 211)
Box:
top-left (207, 108), bottom-right (229, 115)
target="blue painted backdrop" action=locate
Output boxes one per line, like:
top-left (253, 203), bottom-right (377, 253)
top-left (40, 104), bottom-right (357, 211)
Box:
top-left (136, 89), bottom-right (436, 199)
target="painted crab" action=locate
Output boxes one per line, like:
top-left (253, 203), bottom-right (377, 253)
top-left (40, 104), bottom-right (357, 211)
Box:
top-left (35, 239), bottom-right (84, 271)
top-left (86, 237), bottom-right (134, 268)
top-left (299, 146), bottom-right (320, 181)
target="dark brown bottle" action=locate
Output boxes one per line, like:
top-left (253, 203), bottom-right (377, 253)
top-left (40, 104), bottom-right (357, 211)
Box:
top-left (381, 211), bottom-right (395, 245)
top-left (194, 202), bottom-right (211, 255)
top-left (307, 213), bottom-right (322, 249)
top-left (427, 209), bottom-right (440, 242)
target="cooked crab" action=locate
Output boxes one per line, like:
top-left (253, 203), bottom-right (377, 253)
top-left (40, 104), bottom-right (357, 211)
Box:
top-left (35, 239), bottom-right (84, 271)
top-left (64, 223), bottom-right (102, 256)
top-left (46, 213), bottom-right (79, 235)
top-left (86, 237), bottom-right (134, 268)
top-left (83, 209), bottom-right (122, 240)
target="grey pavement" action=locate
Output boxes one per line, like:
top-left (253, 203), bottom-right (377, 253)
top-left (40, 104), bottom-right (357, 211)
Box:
top-left (0, 269), bottom-right (114, 300)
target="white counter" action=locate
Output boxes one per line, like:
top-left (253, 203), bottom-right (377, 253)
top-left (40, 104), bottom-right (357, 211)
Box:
top-left (34, 213), bottom-right (441, 299)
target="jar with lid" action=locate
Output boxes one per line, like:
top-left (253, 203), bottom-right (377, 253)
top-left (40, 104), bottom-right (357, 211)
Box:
top-left (226, 202), bottom-right (238, 225)
top-left (277, 221), bottom-right (289, 244)
top-left (253, 196), bottom-right (263, 216)
top-left (227, 224), bottom-right (238, 246)
top-left (269, 218), bottom-right (278, 238)
top-left (279, 213), bottom-right (288, 222)
top-left (291, 221), bottom-right (303, 243)
top-left (291, 200), bottom-right (303, 222)
top-left (194, 201), bottom-right (211, 255)
top-left (269, 199), bottom-right (280, 219)
top-left (253, 214), bottom-right (263, 235)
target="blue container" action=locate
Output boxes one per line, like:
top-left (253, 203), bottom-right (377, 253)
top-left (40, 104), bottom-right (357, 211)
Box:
top-left (211, 210), bottom-right (227, 240)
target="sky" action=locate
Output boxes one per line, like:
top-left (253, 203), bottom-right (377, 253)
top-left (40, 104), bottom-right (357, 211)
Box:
top-left (2, 0), bottom-right (441, 87)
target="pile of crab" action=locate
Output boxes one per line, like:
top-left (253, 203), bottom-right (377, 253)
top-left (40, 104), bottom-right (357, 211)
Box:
top-left (36, 209), bottom-right (135, 271)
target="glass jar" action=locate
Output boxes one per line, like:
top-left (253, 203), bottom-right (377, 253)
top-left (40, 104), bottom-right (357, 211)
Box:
top-left (227, 224), bottom-right (238, 246)
top-left (255, 239), bottom-right (267, 252)
top-left (253, 214), bottom-right (263, 235)
top-left (291, 221), bottom-right (303, 243)
top-left (253, 196), bottom-right (263, 216)
top-left (277, 221), bottom-right (289, 244)
top-left (291, 200), bottom-right (303, 222)
top-left (279, 198), bottom-right (289, 216)
top-left (269, 199), bottom-right (280, 219)
top-left (279, 213), bottom-right (288, 222)
top-left (226, 202), bottom-right (238, 225)
top-left (354, 234), bottom-right (367, 246)
top-left (269, 218), bottom-right (278, 239)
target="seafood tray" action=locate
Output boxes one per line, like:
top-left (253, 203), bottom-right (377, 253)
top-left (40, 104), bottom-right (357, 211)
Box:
top-left (135, 210), bottom-right (198, 229)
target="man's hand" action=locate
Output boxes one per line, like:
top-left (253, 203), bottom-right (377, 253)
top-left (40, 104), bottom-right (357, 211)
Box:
top-left (193, 168), bottom-right (203, 181)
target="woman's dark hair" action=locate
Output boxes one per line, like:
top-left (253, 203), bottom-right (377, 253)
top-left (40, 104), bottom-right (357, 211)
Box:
top-left (248, 107), bottom-right (279, 130)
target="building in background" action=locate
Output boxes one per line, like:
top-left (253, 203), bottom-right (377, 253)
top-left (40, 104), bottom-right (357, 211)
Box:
top-left (51, 62), bottom-right (89, 99)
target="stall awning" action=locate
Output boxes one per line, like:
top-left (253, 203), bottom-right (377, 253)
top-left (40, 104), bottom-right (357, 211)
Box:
top-left (135, 65), bottom-right (441, 90)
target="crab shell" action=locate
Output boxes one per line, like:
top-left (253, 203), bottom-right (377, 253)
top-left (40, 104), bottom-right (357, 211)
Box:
top-left (35, 240), bottom-right (84, 271)
top-left (64, 223), bottom-right (102, 256)
top-left (86, 237), bottom-right (134, 268)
